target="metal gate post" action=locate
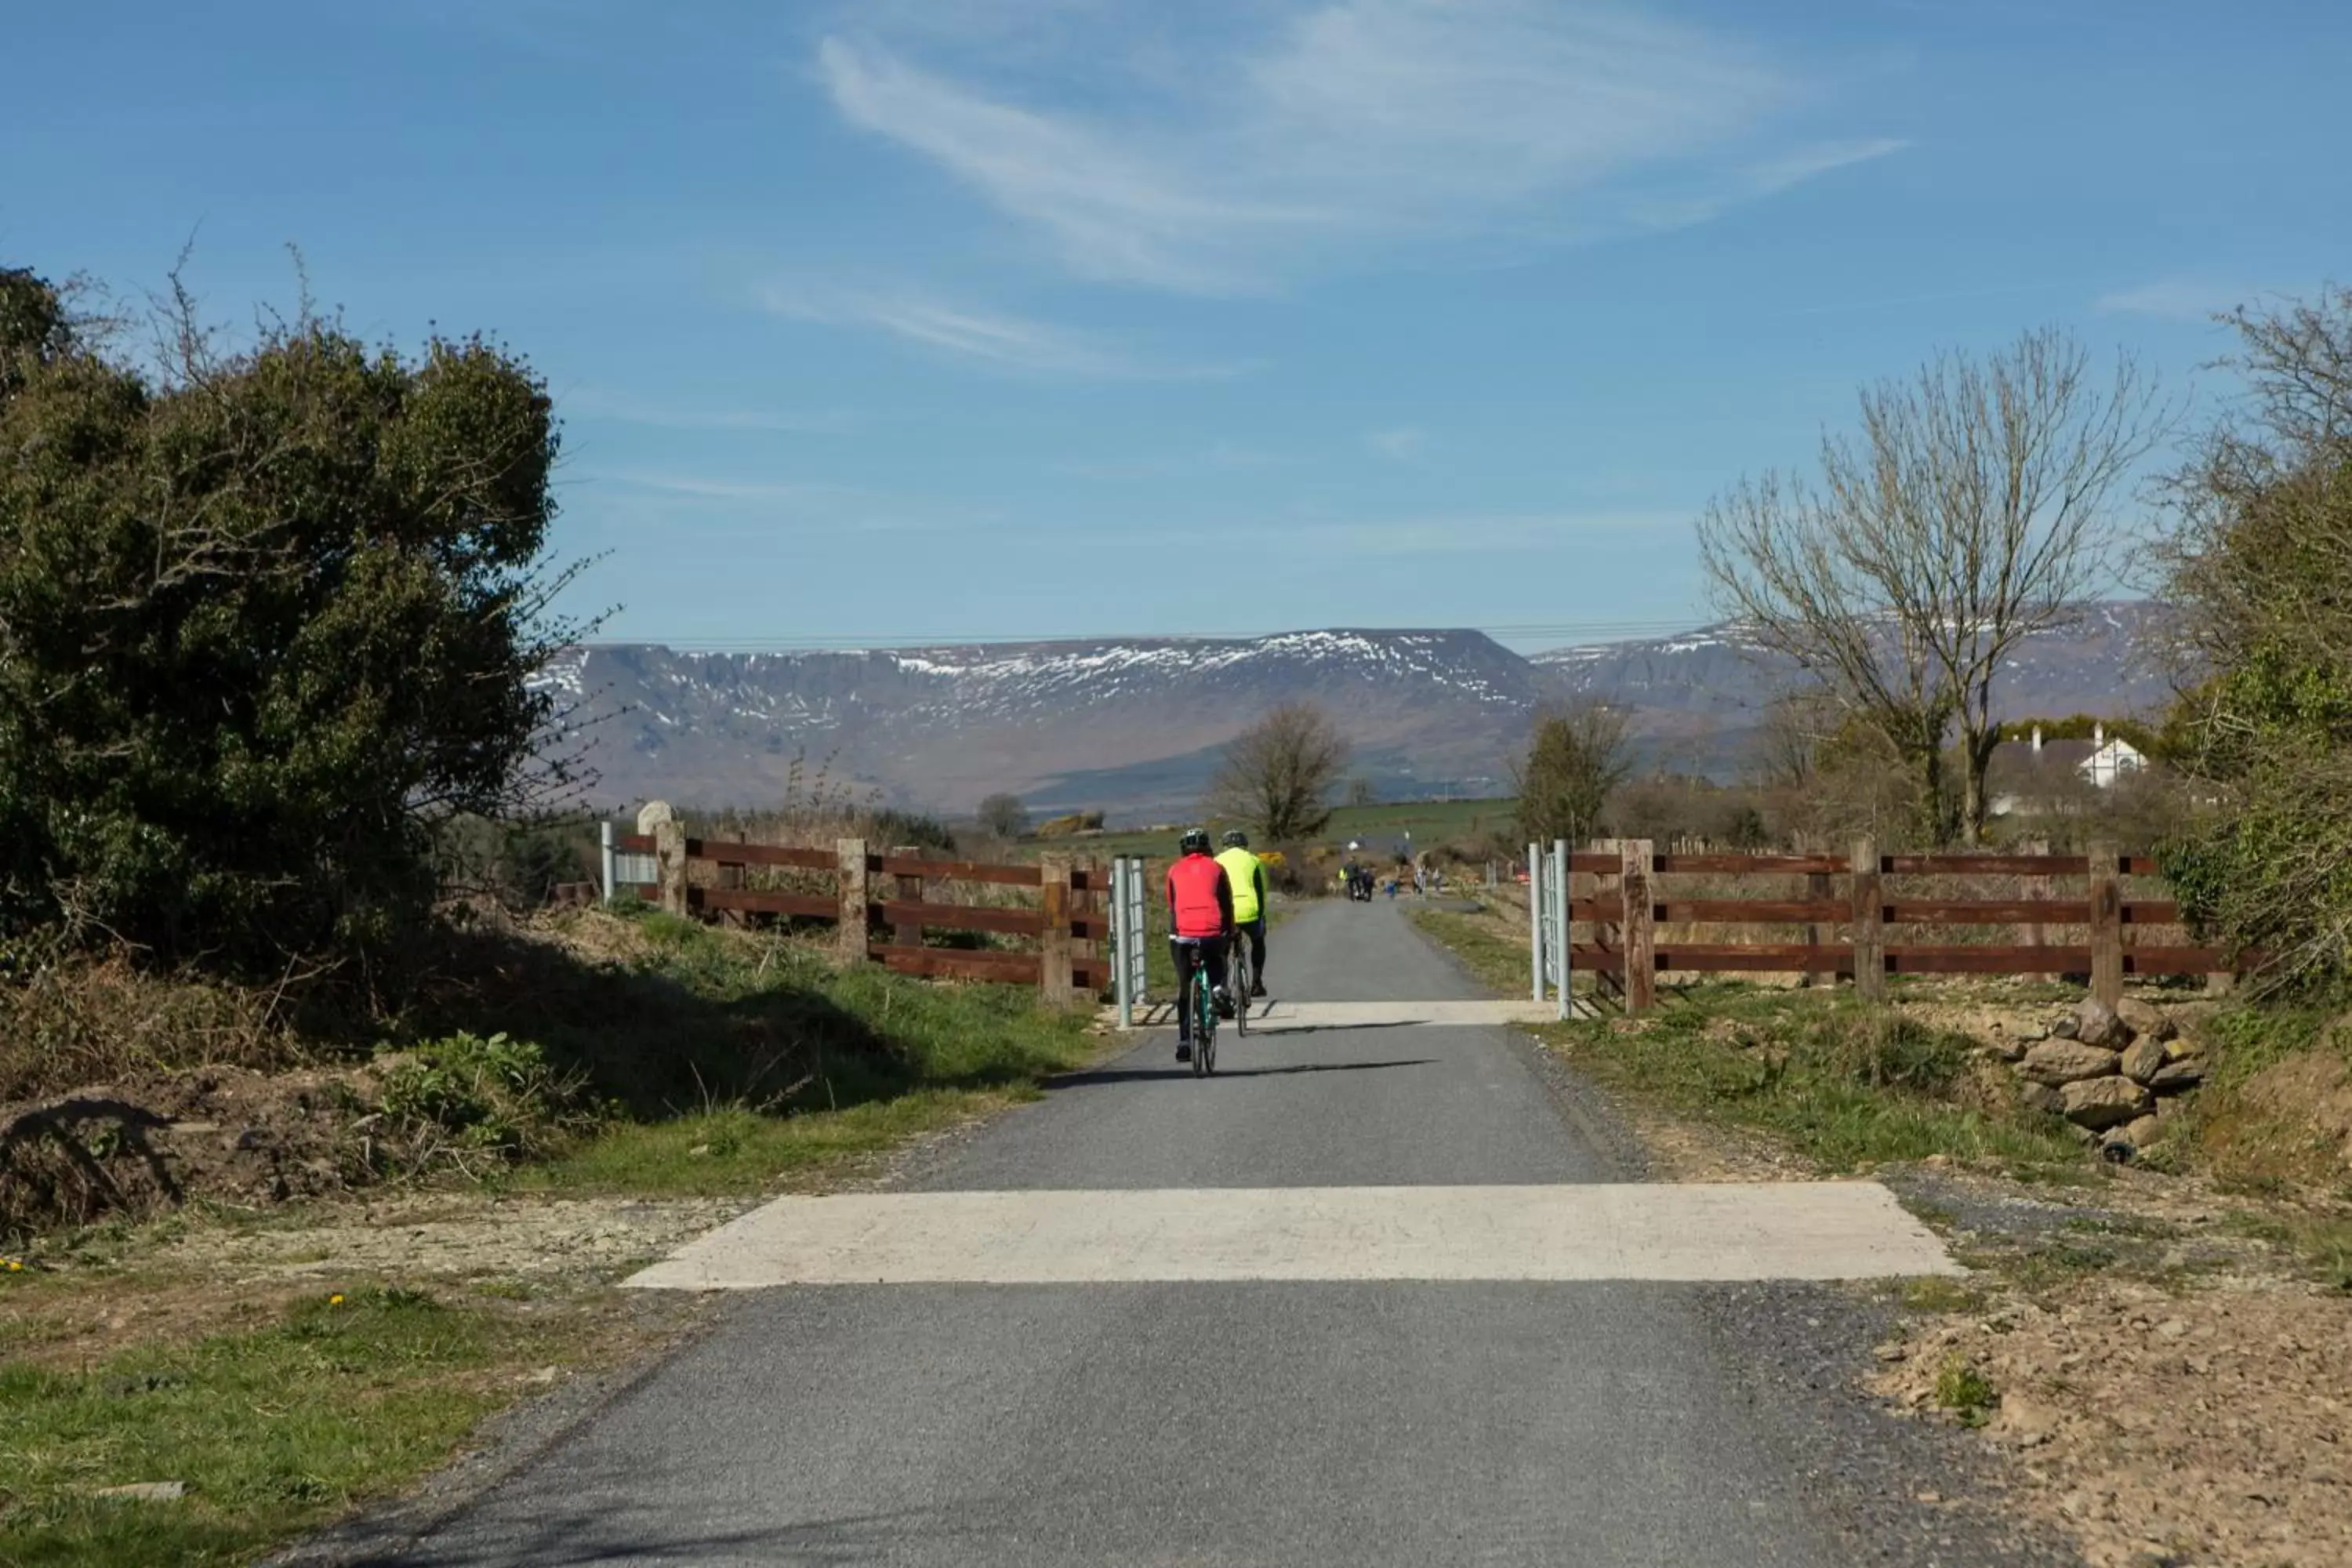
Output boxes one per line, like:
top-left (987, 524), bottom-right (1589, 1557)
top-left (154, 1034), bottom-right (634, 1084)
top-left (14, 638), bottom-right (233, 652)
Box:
top-left (1552, 839), bottom-right (1570, 1020)
top-left (1527, 840), bottom-right (1543, 1001)
top-left (600, 821), bottom-right (616, 906)
top-left (1113, 857), bottom-right (1134, 1029)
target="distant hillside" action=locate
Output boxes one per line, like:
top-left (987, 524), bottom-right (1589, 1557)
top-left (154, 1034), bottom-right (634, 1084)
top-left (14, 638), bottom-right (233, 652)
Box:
top-left (1532, 601), bottom-right (2185, 773)
top-left (546, 604), bottom-right (2184, 818)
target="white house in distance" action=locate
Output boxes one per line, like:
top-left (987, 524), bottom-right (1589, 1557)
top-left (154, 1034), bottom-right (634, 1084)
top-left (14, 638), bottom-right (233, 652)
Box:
top-left (1987, 723), bottom-right (2147, 817)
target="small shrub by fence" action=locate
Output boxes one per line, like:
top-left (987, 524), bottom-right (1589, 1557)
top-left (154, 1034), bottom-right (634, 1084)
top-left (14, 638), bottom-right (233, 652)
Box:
top-left (607, 825), bottom-right (1108, 1003)
top-left (1552, 838), bottom-right (2232, 1014)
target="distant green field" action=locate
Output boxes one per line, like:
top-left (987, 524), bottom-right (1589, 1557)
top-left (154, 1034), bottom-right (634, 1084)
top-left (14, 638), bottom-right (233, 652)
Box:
top-left (1021, 797), bottom-right (1519, 862)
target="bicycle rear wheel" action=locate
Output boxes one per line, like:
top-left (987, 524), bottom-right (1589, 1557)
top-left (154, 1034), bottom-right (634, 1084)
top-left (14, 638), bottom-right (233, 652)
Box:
top-left (1194, 967), bottom-right (1216, 1076)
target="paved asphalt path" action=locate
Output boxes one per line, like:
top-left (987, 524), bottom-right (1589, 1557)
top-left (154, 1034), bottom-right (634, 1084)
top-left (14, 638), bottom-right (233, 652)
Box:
top-left (382, 902), bottom-right (1876, 1566)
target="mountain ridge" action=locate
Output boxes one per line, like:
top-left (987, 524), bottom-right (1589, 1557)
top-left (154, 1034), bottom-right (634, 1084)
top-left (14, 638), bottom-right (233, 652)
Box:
top-left (546, 603), bottom-right (2181, 818)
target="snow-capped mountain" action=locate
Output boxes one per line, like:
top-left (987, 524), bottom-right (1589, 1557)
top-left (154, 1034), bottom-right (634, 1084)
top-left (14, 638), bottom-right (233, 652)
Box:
top-left (548, 606), bottom-right (2182, 818)
top-left (1531, 601), bottom-right (2183, 767)
top-left (547, 630), bottom-right (1541, 818)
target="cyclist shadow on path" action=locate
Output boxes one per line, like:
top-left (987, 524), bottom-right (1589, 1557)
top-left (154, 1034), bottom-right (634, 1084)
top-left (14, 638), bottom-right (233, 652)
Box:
top-left (1047, 1058), bottom-right (1438, 1087)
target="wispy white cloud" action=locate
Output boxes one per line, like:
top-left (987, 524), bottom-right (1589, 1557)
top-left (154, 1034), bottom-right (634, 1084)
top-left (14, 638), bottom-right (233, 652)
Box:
top-left (1212, 510), bottom-right (1682, 558)
top-left (2095, 277), bottom-right (2252, 323)
top-left (816, 1), bottom-right (1901, 292)
top-left (1365, 426), bottom-right (1426, 460)
top-left (593, 471), bottom-right (864, 503)
top-left (584, 470), bottom-right (998, 532)
top-left (758, 278), bottom-right (1257, 378)
top-left (562, 387), bottom-right (854, 434)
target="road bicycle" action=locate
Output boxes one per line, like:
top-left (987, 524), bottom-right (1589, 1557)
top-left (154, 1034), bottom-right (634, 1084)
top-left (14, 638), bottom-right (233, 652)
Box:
top-left (1190, 947), bottom-right (1218, 1076)
top-left (1228, 935), bottom-right (1253, 1041)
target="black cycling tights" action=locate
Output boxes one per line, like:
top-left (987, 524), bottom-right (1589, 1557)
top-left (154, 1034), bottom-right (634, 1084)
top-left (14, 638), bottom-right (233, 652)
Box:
top-left (1233, 917), bottom-right (1266, 982)
top-left (1169, 936), bottom-right (1228, 1041)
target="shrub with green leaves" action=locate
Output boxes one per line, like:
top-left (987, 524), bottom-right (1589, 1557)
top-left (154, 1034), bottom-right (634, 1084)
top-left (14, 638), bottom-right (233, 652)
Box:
top-left (377, 1031), bottom-right (587, 1162)
top-left (2160, 286), bottom-right (2352, 985)
top-left (0, 263), bottom-right (579, 974)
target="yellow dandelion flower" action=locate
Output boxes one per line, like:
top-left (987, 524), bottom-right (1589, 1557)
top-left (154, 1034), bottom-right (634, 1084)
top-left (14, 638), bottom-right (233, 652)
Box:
top-left (329, 1293), bottom-right (345, 1305)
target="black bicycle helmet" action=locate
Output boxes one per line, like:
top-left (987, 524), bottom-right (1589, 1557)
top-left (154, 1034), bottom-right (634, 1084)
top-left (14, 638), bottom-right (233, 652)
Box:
top-left (1221, 829), bottom-right (1249, 849)
top-left (1179, 828), bottom-right (1212, 855)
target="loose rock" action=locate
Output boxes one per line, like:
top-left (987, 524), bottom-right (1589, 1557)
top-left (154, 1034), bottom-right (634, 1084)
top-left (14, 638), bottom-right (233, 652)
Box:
top-left (2049, 1013), bottom-right (2082, 1041)
top-left (2150, 1057), bottom-right (2207, 1092)
top-left (2115, 997), bottom-right (2176, 1043)
top-left (2119, 1113), bottom-right (2162, 1149)
top-left (2021, 1040), bottom-right (2123, 1086)
top-left (2120, 1037), bottom-right (2169, 1086)
top-left (2019, 1082), bottom-right (2066, 1117)
top-left (2061, 1076), bottom-right (2154, 1131)
top-left (96, 1482), bottom-right (186, 1502)
top-left (2074, 998), bottom-right (2132, 1050)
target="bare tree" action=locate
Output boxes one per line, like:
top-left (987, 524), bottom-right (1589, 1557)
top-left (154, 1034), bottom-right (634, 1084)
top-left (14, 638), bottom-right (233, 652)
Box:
top-left (1206, 703), bottom-right (1351, 842)
top-left (1510, 702), bottom-right (1631, 848)
top-left (975, 792), bottom-right (1029, 840)
top-left (1700, 328), bottom-right (2165, 844)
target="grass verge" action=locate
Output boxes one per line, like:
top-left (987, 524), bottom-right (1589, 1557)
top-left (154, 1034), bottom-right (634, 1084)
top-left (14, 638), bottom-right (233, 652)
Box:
top-left (1411, 906), bottom-right (2086, 1179)
top-left (0, 1279), bottom-right (633, 1566)
top-left (2, 906), bottom-right (1110, 1561)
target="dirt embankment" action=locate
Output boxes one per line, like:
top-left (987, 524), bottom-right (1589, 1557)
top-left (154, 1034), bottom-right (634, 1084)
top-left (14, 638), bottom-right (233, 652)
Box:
top-left (1, 1064), bottom-right (389, 1240)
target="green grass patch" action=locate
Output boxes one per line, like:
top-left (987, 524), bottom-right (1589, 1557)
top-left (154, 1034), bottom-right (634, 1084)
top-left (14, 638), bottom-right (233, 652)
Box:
top-left (1900, 1276), bottom-right (1987, 1315)
top-left (1933, 1354), bottom-right (1999, 1426)
top-left (1412, 911), bottom-right (2089, 1178)
top-left (470, 909), bottom-right (1100, 1198)
top-left (1540, 990), bottom-right (2085, 1177)
top-left (521, 1089), bottom-right (1051, 1197)
top-left (1409, 908), bottom-right (1530, 997)
top-left (0, 1287), bottom-right (582, 1566)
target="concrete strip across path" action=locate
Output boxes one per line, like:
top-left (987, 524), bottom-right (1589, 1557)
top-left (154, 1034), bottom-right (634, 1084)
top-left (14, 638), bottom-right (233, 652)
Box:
top-left (625, 1181), bottom-right (1957, 1289)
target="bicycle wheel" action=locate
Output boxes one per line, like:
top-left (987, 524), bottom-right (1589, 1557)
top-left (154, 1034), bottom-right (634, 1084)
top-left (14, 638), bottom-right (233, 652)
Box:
top-left (1193, 967), bottom-right (1215, 1076)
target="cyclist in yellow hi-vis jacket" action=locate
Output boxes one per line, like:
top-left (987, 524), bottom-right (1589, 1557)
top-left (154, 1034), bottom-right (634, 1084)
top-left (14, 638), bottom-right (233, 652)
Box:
top-left (1215, 829), bottom-right (1270, 1013)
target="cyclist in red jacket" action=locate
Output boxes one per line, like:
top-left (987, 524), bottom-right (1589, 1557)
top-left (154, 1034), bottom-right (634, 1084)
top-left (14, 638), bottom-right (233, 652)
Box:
top-left (1164, 827), bottom-right (1235, 1062)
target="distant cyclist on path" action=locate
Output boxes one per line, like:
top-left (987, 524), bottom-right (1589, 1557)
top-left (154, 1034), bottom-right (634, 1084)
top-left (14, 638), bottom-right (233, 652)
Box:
top-left (1215, 829), bottom-right (1270, 1013)
top-left (1164, 829), bottom-right (1234, 1063)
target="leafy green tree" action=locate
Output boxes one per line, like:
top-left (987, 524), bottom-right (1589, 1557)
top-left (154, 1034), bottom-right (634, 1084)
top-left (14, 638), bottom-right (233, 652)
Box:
top-left (1511, 703), bottom-right (1630, 848)
top-left (2158, 285), bottom-right (2352, 982)
top-left (0, 263), bottom-right (582, 971)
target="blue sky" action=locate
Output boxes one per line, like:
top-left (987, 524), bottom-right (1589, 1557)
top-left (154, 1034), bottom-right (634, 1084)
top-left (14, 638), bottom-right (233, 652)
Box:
top-left (5, 0), bottom-right (2347, 652)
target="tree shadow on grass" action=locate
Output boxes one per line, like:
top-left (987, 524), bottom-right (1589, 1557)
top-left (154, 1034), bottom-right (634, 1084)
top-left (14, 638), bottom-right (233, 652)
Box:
top-left (396, 920), bottom-right (1040, 1123)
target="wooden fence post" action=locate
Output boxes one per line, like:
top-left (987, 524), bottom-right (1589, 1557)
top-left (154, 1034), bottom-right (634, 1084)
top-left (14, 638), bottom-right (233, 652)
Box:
top-left (1802, 866), bottom-right (1829, 988)
top-left (1592, 839), bottom-right (1621, 1005)
top-left (1851, 837), bottom-right (1885, 1003)
top-left (1039, 853), bottom-right (1074, 1006)
top-left (647, 807), bottom-right (688, 920)
top-left (891, 846), bottom-right (923, 950)
top-left (1621, 839), bottom-right (1656, 1017)
top-left (2088, 840), bottom-right (2123, 1008)
top-left (837, 838), bottom-right (869, 965)
top-left (2024, 836), bottom-right (2050, 954)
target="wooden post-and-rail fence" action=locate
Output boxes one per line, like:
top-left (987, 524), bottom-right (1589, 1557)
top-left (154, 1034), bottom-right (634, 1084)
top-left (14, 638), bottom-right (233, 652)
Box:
top-left (1564, 838), bottom-right (2234, 1016)
top-left (609, 826), bottom-right (1109, 1004)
